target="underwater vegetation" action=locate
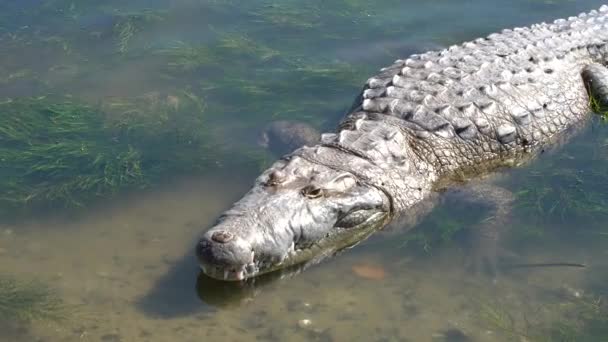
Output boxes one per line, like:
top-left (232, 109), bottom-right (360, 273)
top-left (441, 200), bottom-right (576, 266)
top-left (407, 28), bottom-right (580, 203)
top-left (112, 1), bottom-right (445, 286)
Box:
top-left (513, 166), bottom-right (608, 224)
top-left (550, 296), bottom-right (608, 341)
top-left (0, 96), bottom-right (144, 209)
top-left (158, 32), bottom-right (370, 122)
top-left (111, 8), bottom-right (167, 54)
top-left (397, 203), bottom-right (484, 253)
top-left (0, 92), bottom-right (215, 215)
top-left (511, 117), bottom-right (608, 228)
top-left (246, 0), bottom-right (408, 39)
top-left (0, 276), bottom-right (67, 323)
top-left (160, 32), bottom-right (281, 72)
top-left (157, 37), bottom-right (370, 164)
top-left (479, 292), bottom-right (608, 341)
top-left (589, 92), bottom-right (608, 123)
top-left (0, 0), bottom-right (383, 218)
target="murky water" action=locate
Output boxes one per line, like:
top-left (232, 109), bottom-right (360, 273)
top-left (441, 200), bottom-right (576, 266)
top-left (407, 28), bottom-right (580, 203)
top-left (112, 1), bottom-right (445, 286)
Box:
top-left (1, 1), bottom-right (608, 341)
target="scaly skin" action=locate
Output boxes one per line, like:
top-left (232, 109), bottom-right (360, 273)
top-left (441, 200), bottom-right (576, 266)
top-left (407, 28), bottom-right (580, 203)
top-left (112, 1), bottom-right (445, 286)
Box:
top-left (196, 6), bottom-right (608, 281)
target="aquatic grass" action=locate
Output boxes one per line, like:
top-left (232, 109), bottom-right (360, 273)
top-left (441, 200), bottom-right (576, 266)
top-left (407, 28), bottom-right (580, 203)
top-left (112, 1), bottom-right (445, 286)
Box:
top-left (18, 2), bottom-right (168, 55)
top-left (589, 93), bottom-right (608, 119)
top-left (0, 96), bottom-right (147, 209)
top-left (0, 92), bottom-right (218, 215)
top-left (478, 302), bottom-right (527, 340)
top-left (397, 198), bottom-right (489, 253)
top-left (533, 294), bottom-right (608, 342)
top-left (513, 161), bottom-right (608, 224)
top-left (217, 33), bottom-right (280, 62)
top-left (511, 117), bottom-right (608, 229)
top-left (160, 42), bottom-right (219, 72)
top-left (112, 9), bottom-right (167, 54)
top-left (290, 61), bottom-right (365, 89)
top-left (198, 61), bottom-right (365, 103)
top-left (0, 69), bottom-right (37, 86)
top-left (250, 2), bottom-right (323, 30)
top-left (150, 1), bottom-right (391, 135)
top-left (0, 276), bottom-right (68, 323)
top-left (247, 0), bottom-right (404, 37)
top-left (160, 39), bottom-right (372, 129)
top-left (155, 0), bottom-right (413, 75)
top-left (547, 295), bottom-right (608, 341)
top-left (159, 32), bottom-right (280, 72)
top-left (115, 19), bottom-right (135, 54)
top-left (398, 219), bottom-right (465, 253)
top-left (100, 90), bottom-right (216, 172)
top-left (41, 35), bottom-right (73, 54)
top-left (477, 292), bottom-right (608, 341)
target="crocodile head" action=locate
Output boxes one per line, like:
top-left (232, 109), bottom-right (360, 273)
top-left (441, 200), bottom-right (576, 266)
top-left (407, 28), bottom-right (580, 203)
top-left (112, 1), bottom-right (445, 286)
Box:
top-left (196, 155), bottom-right (391, 281)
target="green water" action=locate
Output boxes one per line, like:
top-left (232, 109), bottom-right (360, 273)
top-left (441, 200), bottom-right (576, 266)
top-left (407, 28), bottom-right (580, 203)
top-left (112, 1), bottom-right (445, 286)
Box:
top-left (1, 1), bottom-right (608, 341)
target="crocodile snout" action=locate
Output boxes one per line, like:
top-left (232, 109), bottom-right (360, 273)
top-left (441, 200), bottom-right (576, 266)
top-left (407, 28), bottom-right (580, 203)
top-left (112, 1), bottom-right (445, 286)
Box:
top-left (196, 230), bottom-right (255, 281)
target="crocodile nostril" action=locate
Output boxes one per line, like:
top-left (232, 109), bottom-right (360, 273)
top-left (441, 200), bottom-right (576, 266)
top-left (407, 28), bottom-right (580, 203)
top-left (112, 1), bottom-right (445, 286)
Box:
top-left (211, 231), bottom-right (234, 243)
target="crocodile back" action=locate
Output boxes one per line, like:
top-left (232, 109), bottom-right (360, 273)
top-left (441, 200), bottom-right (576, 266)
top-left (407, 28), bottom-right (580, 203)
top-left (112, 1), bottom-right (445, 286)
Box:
top-left (327, 6), bottom-right (608, 179)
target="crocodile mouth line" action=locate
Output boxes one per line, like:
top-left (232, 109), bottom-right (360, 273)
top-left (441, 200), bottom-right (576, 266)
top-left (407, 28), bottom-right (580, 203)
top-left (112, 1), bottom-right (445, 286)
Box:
top-left (199, 212), bottom-right (389, 281)
top-left (199, 242), bottom-right (319, 281)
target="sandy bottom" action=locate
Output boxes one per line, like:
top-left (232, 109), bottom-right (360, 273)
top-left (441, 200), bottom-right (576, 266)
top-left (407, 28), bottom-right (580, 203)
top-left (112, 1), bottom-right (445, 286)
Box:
top-left (0, 174), bottom-right (603, 342)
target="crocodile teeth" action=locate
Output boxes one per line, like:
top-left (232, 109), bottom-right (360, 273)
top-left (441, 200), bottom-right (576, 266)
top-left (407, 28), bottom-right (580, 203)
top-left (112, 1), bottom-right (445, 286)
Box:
top-left (223, 270), bottom-right (229, 280)
top-left (235, 270), bottom-right (245, 281)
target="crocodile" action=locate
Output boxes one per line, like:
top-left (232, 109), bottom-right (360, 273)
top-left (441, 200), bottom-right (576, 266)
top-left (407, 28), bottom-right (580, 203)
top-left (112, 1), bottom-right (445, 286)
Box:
top-left (196, 5), bottom-right (608, 281)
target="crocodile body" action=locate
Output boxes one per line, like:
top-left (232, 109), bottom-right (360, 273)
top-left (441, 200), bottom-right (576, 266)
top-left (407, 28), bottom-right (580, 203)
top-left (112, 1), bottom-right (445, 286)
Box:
top-left (196, 6), bottom-right (608, 281)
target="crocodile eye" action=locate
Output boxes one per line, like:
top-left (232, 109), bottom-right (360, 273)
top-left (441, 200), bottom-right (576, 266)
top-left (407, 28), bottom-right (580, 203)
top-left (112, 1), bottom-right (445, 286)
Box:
top-left (301, 185), bottom-right (323, 199)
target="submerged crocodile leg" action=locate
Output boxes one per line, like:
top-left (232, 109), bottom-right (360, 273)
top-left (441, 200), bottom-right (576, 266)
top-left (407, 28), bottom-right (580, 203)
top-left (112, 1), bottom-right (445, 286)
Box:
top-left (583, 63), bottom-right (608, 111)
top-left (259, 120), bottom-right (321, 156)
top-left (443, 183), bottom-right (515, 278)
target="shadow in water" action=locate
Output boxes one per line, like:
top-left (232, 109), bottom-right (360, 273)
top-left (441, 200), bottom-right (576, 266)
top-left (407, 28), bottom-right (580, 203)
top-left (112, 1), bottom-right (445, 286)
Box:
top-left (195, 263), bottom-right (307, 309)
top-left (136, 253), bottom-right (207, 318)
top-left (137, 251), bottom-right (307, 317)
top-left (138, 217), bottom-right (386, 317)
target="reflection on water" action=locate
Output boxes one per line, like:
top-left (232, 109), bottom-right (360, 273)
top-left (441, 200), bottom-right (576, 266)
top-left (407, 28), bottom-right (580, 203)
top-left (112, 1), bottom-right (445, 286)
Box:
top-left (1, 0), bottom-right (608, 341)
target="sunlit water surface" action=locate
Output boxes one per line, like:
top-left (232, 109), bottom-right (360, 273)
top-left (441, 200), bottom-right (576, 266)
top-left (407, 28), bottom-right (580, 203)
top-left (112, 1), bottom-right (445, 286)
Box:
top-left (1, 1), bottom-right (608, 341)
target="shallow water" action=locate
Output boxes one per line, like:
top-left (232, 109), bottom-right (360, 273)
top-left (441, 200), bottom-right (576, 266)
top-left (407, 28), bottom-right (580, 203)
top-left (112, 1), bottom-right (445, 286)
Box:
top-left (1, 1), bottom-right (608, 341)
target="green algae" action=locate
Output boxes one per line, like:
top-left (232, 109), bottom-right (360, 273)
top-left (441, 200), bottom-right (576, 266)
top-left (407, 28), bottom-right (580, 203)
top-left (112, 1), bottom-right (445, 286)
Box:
top-left (0, 92), bottom-right (216, 215)
top-left (159, 32), bottom-right (280, 72)
top-left (478, 293), bottom-right (608, 342)
top-left (549, 297), bottom-right (608, 341)
top-left (112, 9), bottom-right (167, 54)
top-left (248, 0), bottom-right (405, 36)
top-left (512, 120), bottom-right (608, 226)
top-left (100, 90), bottom-right (216, 172)
top-left (250, 2), bottom-right (323, 30)
top-left (0, 96), bottom-right (146, 209)
top-left (590, 93), bottom-right (608, 119)
top-left (158, 32), bottom-right (369, 132)
top-left (0, 276), bottom-right (67, 323)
